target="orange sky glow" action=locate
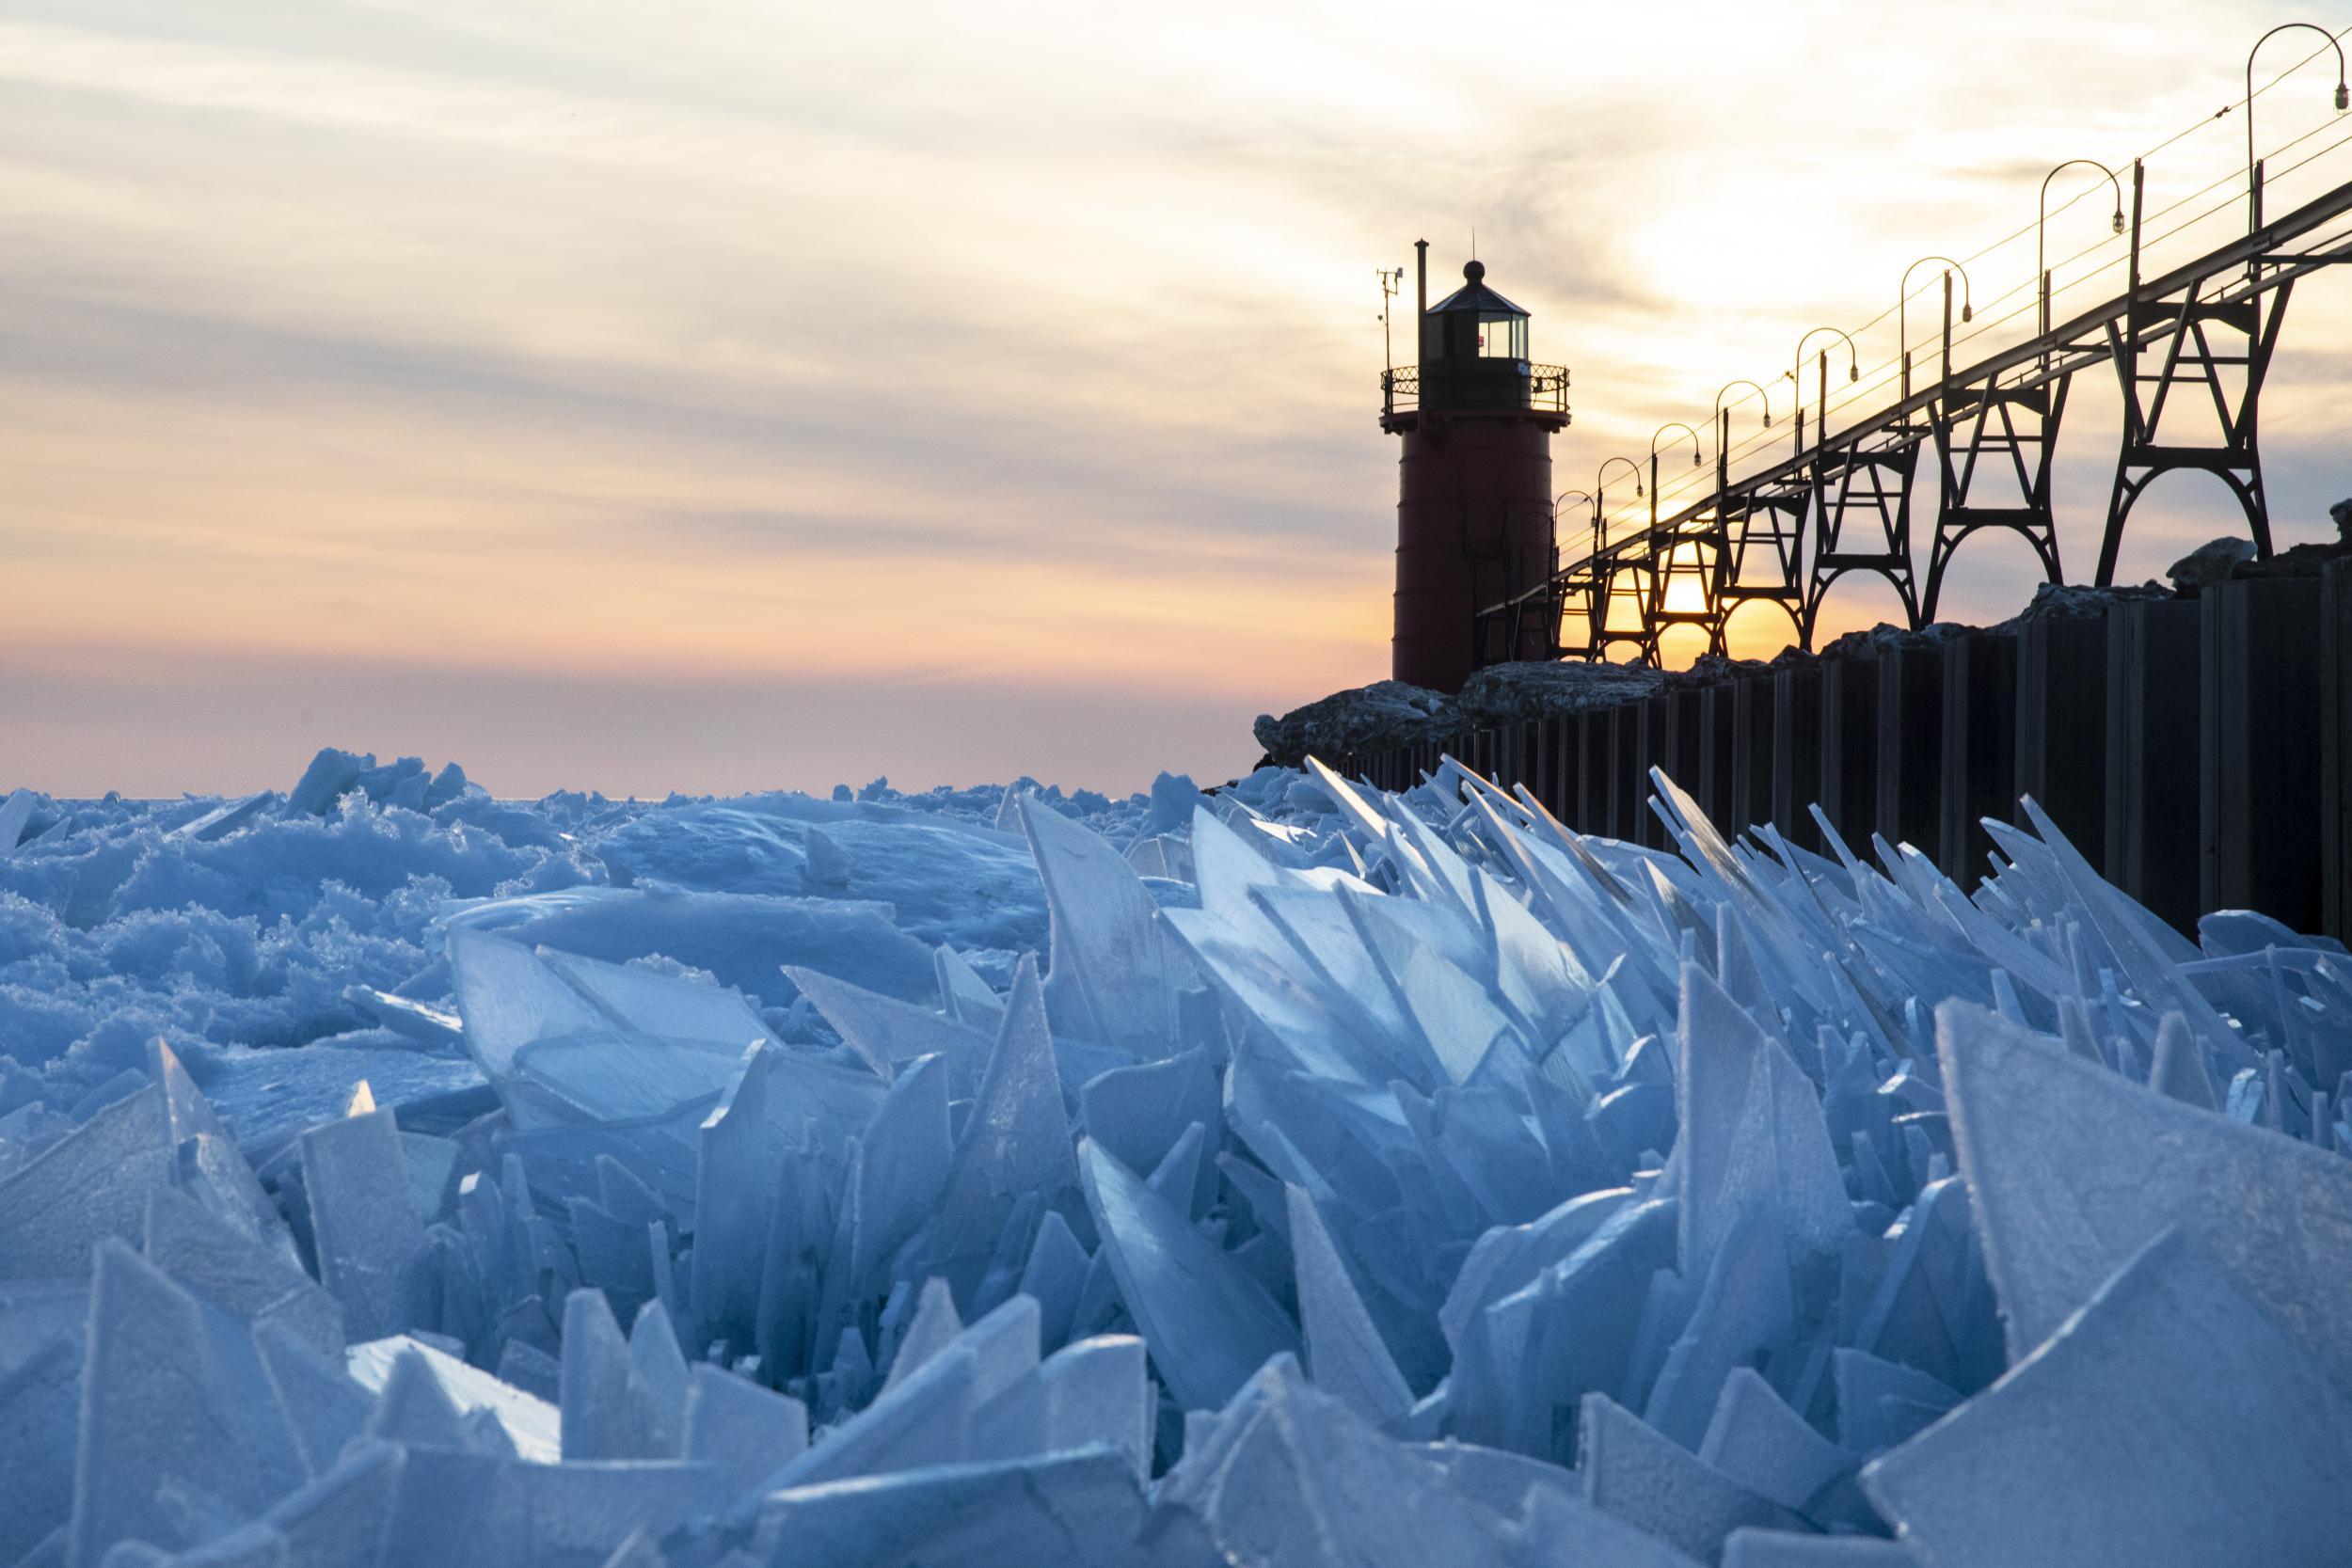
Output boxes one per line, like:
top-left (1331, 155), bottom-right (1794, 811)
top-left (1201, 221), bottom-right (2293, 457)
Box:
top-left (2, 3), bottom-right (2348, 796)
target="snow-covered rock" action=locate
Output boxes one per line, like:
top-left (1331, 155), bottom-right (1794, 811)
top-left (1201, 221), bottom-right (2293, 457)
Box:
top-left (1985, 578), bottom-right (2173, 632)
top-left (1454, 657), bottom-right (1665, 721)
top-left (1816, 620), bottom-right (1976, 658)
top-left (1254, 661), bottom-right (1670, 768)
top-left (1252, 679), bottom-right (1461, 767)
top-left (2168, 537), bottom-right (2258, 590)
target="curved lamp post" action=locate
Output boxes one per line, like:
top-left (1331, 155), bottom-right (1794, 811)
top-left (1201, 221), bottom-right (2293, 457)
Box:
top-left (1552, 488), bottom-right (1594, 578)
top-left (1788, 327), bottom-right (1859, 454)
top-left (1899, 255), bottom-right (1973, 399)
top-left (1708, 379), bottom-right (1772, 506)
top-left (2038, 160), bottom-right (2125, 358)
top-left (1595, 456), bottom-right (1644, 557)
top-left (1708, 378), bottom-right (1774, 510)
top-left (1712, 378), bottom-right (1773, 430)
top-left (2245, 24), bottom-right (2349, 255)
top-left (1648, 422), bottom-right (1704, 535)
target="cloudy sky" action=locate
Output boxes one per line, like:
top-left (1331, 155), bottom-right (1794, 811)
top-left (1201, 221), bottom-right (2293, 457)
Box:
top-left (4, 1), bottom-right (2348, 796)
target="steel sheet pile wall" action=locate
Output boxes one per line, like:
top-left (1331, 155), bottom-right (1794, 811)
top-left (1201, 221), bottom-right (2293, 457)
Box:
top-left (1335, 563), bottom-right (2352, 940)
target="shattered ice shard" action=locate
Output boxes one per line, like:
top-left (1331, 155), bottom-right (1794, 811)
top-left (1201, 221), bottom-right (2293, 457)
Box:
top-left (1019, 795), bottom-right (1188, 1056)
top-left (1079, 1139), bottom-right (1299, 1415)
top-left (70, 1241), bottom-right (307, 1565)
top-left (1936, 999), bottom-right (2352, 1390)
top-left (925, 957), bottom-right (1088, 1301)
top-left (1863, 1227), bottom-right (2352, 1567)
top-left (1285, 1182), bottom-right (1413, 1425)
top-left (1579, 1391), bottom-right (1810, 1563)
top-left (450, 927), bottom-right (880, 1212)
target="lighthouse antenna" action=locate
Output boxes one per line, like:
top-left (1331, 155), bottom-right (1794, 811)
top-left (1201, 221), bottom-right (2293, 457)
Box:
top-left (1377, 265), bottom-right (1404, 374)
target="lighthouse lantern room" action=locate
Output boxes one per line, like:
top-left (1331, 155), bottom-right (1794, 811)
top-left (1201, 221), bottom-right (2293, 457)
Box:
top-left (1380, 246), bottom-right (1571, 693)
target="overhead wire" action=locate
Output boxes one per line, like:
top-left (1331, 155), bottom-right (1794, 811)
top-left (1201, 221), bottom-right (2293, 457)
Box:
top-left (1745, 27), bottom-right (2352, 364)
top-left (1577, 27), bottom-right (2352, 554)
top-left (1939, 28), bottom-right (2349, 271)
top-left (1633, 171), bottom-right (2288, 530)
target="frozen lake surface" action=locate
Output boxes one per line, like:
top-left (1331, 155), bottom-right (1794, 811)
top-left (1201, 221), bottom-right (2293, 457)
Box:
top-left (0, 746), bottom-right (2345, 1567)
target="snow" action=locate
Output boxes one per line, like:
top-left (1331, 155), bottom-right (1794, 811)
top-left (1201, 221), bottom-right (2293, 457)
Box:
top-left (346, 1335), bottom-right (562, 1463)
top-left (0, 742), bottom-right (2346, 1565)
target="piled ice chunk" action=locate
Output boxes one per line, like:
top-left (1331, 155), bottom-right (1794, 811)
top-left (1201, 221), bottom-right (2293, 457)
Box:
top-left (0, 748), bottom-right (2347, 1566)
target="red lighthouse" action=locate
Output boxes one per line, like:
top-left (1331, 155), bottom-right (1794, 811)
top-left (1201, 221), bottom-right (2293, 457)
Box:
top-left (1380, 246), bottom-right (1570, 693)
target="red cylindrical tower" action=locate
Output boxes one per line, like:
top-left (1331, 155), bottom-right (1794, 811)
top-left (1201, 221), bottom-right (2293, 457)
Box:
top-left (1380, 254), bottom-right (1571, 693)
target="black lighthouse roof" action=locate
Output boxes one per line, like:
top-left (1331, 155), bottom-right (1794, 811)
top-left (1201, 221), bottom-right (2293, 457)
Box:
top-left (1426, 260), bottom-right (1528, 318)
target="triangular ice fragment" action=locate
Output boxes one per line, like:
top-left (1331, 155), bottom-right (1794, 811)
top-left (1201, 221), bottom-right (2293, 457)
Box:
top-left (1078, 1141), bottom-right (1299, 1415)
top-left (299, 1103), bottom-right (433, 1343)
top-left (1579, 1391), bottom-right (1810, 1564)
top-left (0, 1086), bottom-right (173, 1283)
top-left (1697, 1369), bottom-right (1856, 1517)
top-left (1936, 1000), bottom-right (2352, 1386)
top-left (681, 1362), bottom-right (808, 1497)
top-left (928, 957), bottom-right (1088, 1301)
top-left (1020, 794), bottom-right (1185, 1055)
top-left (1285, 1184), bottom-right (1412, 1426)
top-left (70, 1241), bottom-right (305, 1565)
top-left (1862, 1227), bottom-right (2352, 1567)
